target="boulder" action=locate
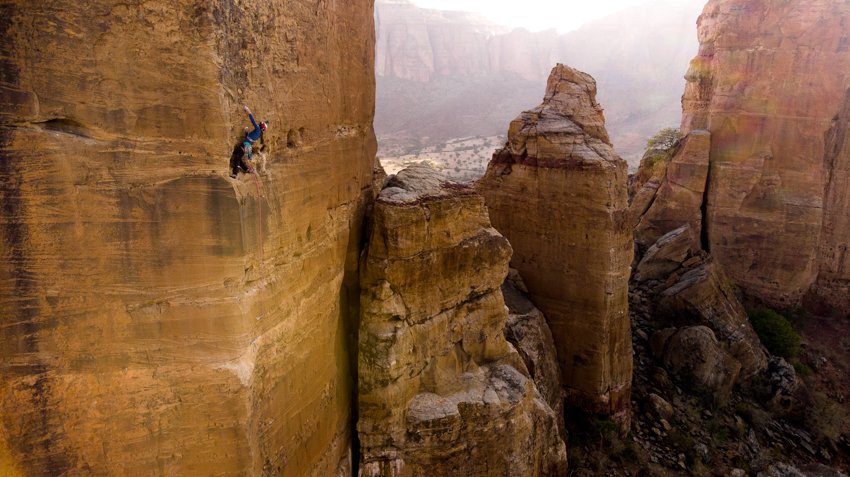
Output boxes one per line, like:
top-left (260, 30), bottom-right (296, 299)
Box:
top-left (647, 393), bottom-right (674, 421)
top-left (653, 326), bottom-right (742, 397)
top-left (658, 260), bottom-right (768, 377)
top-left (635, 225), bottom-right (699, 282)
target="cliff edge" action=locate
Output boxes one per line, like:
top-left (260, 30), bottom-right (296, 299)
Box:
top-left (0, 1), bottom-right (376, 475)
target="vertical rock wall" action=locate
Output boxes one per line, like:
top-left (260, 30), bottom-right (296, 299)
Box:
top-left (0, 1), bottom-right (376, 475)
top-left (679, 0), bottom-right (850, 310)
top-left (479, 65), bottom-right (633, 422)
top-left (358, 165), bottom-right (567, 476)
top-left (809, 89), bottom-right (850, 316)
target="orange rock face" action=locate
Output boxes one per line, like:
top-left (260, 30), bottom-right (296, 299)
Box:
top-left (634, 130), bottom-right (710, 250)
top-left (0, 1), bottom-right (376, 475)
top-left (358, 165), bottom-right (567, 476)
top-left (479, 64), bottom-right (633, 422)
top-left (680, 0), bottom-right (850, 309)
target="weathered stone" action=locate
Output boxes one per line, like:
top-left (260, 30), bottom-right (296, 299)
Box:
top-left (658, 260), bottom-right (768, 377)
top-left (766, 357), bottom-right (802, 414)
top-left (650, 328), bottom-right (679, 361)
top-left (479, 64), bottom-right (633, 423)
top-left (657, 327), bottom-right (742, 398)
top-left (681, 0), bottom-right (850, 308)
top-left (502, 280), bottom-right (565, 429)
top-left (635, 225), bottom-right (699, 282)
top-left (0, 1), bottom-right (376, 475)
top-left (808, 89), bottom-right (850, 317)
top-left (634, 130), bottom-right (711, 249)
top-left (358, 165), bottom-right (567, 476)
top-left (647, 393), bottom-right (674, 421)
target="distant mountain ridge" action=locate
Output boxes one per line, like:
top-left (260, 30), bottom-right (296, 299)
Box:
top-left (375, 0), bottom-right (703, 164)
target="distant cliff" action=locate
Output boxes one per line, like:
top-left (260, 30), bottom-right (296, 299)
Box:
top-left (375, 0), bottom-right (703, 164)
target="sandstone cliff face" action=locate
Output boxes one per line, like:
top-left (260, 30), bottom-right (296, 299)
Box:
top-left (479, 64), bottom-right (633, 422)
top-left (0, 2), bottom-right (375, 475)
top-left (677, 0), bottom-right (850, 310)
top-left (633, 130), bottom-right (710, 250)
top-left (358, 165), bottom-right (567, 476)
top-left (809, 89), bottom-right (850, 316)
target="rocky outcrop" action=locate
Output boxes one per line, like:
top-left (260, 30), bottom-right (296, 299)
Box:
top-left (809, 89), bottom-right (850, 317)
top-left (358, 165), bottom-right (567, 476)
top-left (479, 64), bottom-right (633, 423)
top-left (658, 259), bottom-right (768, 378)
top-left (633, 130), bottom-right (710, 249)
top-left (675, 0), bottom-right (850, 309)
top-left (635, 225), bottom-right (699, 282)
top-left (651, 326), bottom-right (741, 398)
top-left (502, 276), bottom-right (565, 428)
top-left (0, 1), bottom-right (376, 475)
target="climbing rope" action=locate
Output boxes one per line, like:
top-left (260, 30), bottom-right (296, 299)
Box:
top-left (248, 165), bottom-right (266, 321)
top-left (249, 167), bottom-right (265, 265)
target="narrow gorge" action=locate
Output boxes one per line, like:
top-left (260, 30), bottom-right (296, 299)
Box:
top-left (1, 0), bottom-right (849, 476)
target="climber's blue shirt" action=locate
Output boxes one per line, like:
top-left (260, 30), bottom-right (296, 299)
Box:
top-left (246, 113), bottom-right (262, 143)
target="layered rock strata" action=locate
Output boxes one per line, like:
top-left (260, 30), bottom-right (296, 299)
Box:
top-left (675, 0), bottom-right (850, 309)
top-left (358, 165), bottom-right (567, 476)
top-left (479, 64), bottom-right (633, 422)
top-left (633, 130), bottom-right (710, 250)
top-left (502, 275), bottom-right (565, 431)
top-left (650, 326), bottom-right (741, 398)
top-left (0, 1), bottom-right (376, 475)
top-left (809, 89), bottom-right (850, 316)
top-left (657, 259), bottom-right (768, 378)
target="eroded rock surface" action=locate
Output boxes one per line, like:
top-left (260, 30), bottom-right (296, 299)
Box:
top-left (633, 130), bottom-right (710, 249)
top-left (678, 0), bottom-right (850, 309)
top-left (652, 326), bottom-right (741, 398)
top-left (502, 277), bottom-right (565, 429)
top-left (635, 225), bottom-right (699, 282)
top-left (479, 64), bottom-right (633, 422)
top-left (0, 1), bottom-right (376, 475)
top-left (358, 165), bottom-right (567, 476)
top-left (809, 89), bottom-right (850, 317)
top-left (658, 259), bottom-right (768, 378)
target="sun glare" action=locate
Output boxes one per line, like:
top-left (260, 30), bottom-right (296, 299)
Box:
top-left (410, 0), bottom-right (654, 32)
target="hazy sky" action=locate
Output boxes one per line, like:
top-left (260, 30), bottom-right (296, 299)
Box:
top-left (411, 0), bottom-right (656, 32)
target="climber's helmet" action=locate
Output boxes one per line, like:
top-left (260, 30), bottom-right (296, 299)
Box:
top-left (260, 121), bottom-right (269, 132)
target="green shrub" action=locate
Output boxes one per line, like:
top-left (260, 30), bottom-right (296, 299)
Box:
top-left (792, 361), bottom-right (812, 377)
top-left (646, 127), bottom-right (681, 151)
top-left (748, 309), bottom-right (801, 359)
top-left (591, 417), bottom-right (620, 438)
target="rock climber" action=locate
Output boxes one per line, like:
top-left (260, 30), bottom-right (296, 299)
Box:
top-left (241, 104), bottom-right (268, 162)
top-left (229, 142), bottom-right (252, 178)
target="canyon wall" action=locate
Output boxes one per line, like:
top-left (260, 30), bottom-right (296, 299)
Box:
top-left (479, 65), bottom-right (633, 422)
top-left (375, 0), bottom-right (702, 164)
top-left (358, 165), bottom-right (567, 476)
top-left (375, 0), bottom-right (551, 82)
top-left (0, 1), bottom-right (376, 475)
top-left (810, 89), bottom-right (850, 316)
top-left (678, 0), bottom-right (850, 311)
